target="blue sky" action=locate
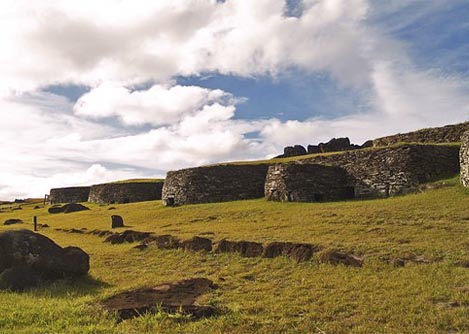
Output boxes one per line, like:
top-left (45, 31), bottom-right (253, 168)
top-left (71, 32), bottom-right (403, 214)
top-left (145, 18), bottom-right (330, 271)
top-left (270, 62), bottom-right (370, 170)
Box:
top-left (1, 0), bottom-right (468, 199)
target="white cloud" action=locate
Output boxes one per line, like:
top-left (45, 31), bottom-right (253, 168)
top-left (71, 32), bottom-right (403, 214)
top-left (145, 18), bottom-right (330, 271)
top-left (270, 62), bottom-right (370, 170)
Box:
top-left (74, 82), bottom-right (236, 126)
top-left (0, 0), bottom-right (468, 199)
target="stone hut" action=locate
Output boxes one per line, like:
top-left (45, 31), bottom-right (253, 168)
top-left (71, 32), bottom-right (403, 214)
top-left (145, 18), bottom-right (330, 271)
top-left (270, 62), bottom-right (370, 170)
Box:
top-left (49, 187), bottom-right (91, 204)
top-left (88, 181), bottom-right (164, 204)
top-left (299, 144), bottom-right (460, 199)
top-left (461, 131), bottom-right (469, 187)
top-left (162, 165), bottom-right (269, 206)
top-left (265, 164), bottom-right (354, 202)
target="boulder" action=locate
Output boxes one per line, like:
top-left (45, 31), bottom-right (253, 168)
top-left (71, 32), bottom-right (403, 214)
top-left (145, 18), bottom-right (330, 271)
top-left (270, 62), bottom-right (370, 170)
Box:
top-left (283, 145), bottom-right (307, 157)
top-left (145, 234), bottom-right (180, 249)
top-left (318, 137), bottom-right (360, 153)
top-left (0, 266), bottom-right (41, 291)
top-left (3, 219), bottom-right (23, 225)
top-left (111, 215), bottom-right (124, 228)
top-left (180, 236), bottom-right (212, 252)
top-left (0, 230), bottom-right (89, 290)
top-left (104, 230), bottom-right (152, 244)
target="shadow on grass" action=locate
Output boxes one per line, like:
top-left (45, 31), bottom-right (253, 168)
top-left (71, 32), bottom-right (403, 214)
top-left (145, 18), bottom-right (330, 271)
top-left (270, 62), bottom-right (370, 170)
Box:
top-left (28, 275), bottom-right (112, 298)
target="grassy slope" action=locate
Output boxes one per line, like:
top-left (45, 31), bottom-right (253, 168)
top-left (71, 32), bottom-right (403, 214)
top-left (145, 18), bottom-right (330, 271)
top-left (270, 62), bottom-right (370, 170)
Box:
top-left (0, 177), bottom-right (468, 334)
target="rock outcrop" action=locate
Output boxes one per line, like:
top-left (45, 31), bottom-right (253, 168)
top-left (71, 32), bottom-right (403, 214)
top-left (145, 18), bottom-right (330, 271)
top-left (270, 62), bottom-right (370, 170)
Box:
top-left (461, 131), bottom-right (469, 187)
top-left (88, 181), bottom-right (164, 204)
top-left (48, 203), bottom-right (90, 214)
top-left (162, 165), bottom-right (268, 206)
top-left (0, 230), bottom-right (89, 291)
top-left (49, 187), bottom-right (91, 204)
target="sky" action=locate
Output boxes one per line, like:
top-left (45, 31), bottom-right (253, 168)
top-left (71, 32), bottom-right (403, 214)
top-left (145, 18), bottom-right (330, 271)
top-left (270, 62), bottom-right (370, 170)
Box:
top-left (1, 0), bottom-right (468, 199)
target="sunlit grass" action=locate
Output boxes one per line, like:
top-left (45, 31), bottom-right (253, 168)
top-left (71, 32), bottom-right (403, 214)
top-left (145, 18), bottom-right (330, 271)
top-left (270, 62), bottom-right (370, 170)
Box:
top-left (0, 176), bottom-right (468, 333)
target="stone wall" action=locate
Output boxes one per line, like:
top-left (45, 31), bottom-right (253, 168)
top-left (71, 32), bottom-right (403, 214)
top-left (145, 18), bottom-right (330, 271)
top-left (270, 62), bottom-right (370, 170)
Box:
top-left (49, 187), bottom-right (91, 204)
top-left (371, 122), bottom-right (468, 147)
top-left (88, 182), bottom-right (164, 204)
top-left (299, 144), bottom-right (460, 199)
top-left (461, 132), bottom-right (469, 187)
top-left (265, 164), bottom-right (354, 202)
top-left (162, 165), bottom-right (269, 206)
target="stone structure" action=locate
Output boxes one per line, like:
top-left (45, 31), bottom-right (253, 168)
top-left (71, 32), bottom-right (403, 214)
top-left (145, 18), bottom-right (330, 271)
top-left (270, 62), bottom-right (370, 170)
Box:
top-left (461, 131), bottom-right (469, 187)
top-left (88, 181), bottom-right (164, 204)
top-left (371, 122), bottom-right (468, 147)
top-left (162, 165), bottom-right (268, 206)
top-left (265, 164), bottom-right (354, 202)
top-left (299, 144), bottom-right (460, 199)
top-left (282, 145), bottom-right (307, 157)
top-left (49, 186), bottom-right (90, 204)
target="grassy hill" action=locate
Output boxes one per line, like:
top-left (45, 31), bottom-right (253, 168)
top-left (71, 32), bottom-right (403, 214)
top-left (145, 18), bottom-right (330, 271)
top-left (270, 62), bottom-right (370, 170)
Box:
top-left (0, 176), bottom-right (468, 333)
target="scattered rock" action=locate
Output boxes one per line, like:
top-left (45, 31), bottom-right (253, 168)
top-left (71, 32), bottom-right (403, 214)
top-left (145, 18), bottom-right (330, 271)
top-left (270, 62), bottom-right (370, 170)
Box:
top-left (104, 230), bottom-right (153, 244)
top-left (11, 207), bottom-right (22, 211)
top-left (214, 239), bottom-right (263, 257)
top-left (111, 215), bottom-right (124, 228)
top-left (3, 219), bottom-right (23, 225)
top-left (263, 242), bottom-right (318, 262)
top-left (145, 234), bottom-right (180, 250)
top-left (48, 203), bottom-right (90, 214)
top-left (180, 236), bottom-right (212, 252)
top-left (318, 249), bottom-right (363, 267)
top-left (38, 224), bottom-right (49, 229)
top-left (108, 207), bottom-right (116, 210)
top-left (101, 278), bottom-right (218, 320)
top-left (33, 206), bottom-right (41, 210)
top-left (0, 230), bottom-right (89, 290)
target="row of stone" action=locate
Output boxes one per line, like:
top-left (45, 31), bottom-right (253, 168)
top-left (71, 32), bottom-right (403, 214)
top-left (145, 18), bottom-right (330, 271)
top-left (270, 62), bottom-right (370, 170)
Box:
top-left (56, 227), bottom-right (363, 266)
top-left (49, 181), bottom-right (164, 205)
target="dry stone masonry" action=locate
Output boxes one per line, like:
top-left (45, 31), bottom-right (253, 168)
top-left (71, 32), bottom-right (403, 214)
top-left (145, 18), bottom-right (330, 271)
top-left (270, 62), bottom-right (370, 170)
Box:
top-left (298, 144), bottom-right (460, 199)
top-left (88, 181), bottom-right (163, 204)
top-left (461, 131), bottom-right (469, 187)
top-left (265, 164), bottom-right (354, 202)
top-left (371, 122), bottom-right (468, 147)
top-left (49, 187), bottom-right (90, 204)
top-left (162, 165), bottom-right (268, 206)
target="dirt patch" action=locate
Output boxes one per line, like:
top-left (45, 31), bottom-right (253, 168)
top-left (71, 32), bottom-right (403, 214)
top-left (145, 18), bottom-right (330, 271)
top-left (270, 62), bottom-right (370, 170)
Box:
top-left (214, 239), bottom-right (264, 257)
top-left (180, 237), bottom-right (212, 252)
top-left (145, 234), bottom-right (181, 249)
top-left (101, 277), bottom-right (218, 320)
top-left (263, 242), bottom-right (319, 262)
top-left (318, 249), bottom-right (363, 267)
top-left (104, 230), bottom-right (153, 244)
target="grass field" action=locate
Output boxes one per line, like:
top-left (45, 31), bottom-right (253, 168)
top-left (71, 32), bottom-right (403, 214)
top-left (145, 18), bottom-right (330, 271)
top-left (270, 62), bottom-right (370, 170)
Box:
top-left (0, 177), bottom-right (468, 333)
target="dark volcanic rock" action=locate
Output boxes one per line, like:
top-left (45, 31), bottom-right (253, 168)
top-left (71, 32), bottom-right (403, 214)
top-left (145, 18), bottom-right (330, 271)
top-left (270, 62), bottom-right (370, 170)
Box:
top-left (318, 137), bottom-right (358, 153)
top-left (3, 219), bottom-right (23, 225)
top-left (0, 230), bottom-right (89, 290)
top-left (101, 278), bottom-right (217, 320)
top-left (180, 237), bottom-right (212, 252)
top-left (145, 234), bottom-right (180, 249)
top-left (263, 242), bottom-right (318, 262)
top-left (48, 203), bottom-right (90, 214)
top-left (111, 215), bottom-right (124, 228)
top-left (283, 145), bottom-right (307, 157)
top-left (104, 230), bottom-right (153, 244)
top-left (214, 239), bottom-right (263, 257)
top-left (0, 266), bottom-right (41, 291)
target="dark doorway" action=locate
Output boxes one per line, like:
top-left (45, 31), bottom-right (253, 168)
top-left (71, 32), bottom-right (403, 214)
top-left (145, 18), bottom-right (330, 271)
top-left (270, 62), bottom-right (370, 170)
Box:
top-left (313, 193), bottom-right (324, 202)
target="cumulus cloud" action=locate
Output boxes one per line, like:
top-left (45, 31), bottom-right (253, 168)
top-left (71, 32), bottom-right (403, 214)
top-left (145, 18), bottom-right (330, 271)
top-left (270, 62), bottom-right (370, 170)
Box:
top-left (0, 0), bottom-right (468, 199)
top-left (73, 82), bottom-right (238, 126)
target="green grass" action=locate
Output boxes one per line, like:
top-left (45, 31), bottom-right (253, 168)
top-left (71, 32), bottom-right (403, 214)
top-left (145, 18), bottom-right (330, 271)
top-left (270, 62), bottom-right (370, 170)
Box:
top-left (0, 177), bottom-right (468, 333)
top-left (211, 142), bottom-right (461, 166)
top-left (107, 178), bottom-right (164, 184)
